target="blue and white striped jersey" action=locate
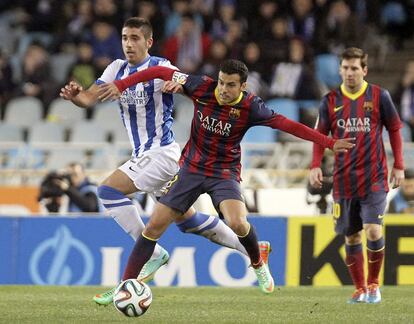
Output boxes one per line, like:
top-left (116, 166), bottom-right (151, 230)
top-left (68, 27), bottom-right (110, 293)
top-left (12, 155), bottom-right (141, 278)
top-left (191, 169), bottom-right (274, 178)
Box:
top-left (96, 56), bottom-right (177, 157)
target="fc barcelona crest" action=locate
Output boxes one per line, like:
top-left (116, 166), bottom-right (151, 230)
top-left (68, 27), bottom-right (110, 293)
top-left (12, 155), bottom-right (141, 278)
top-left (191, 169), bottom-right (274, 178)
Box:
top-left (229, 108), bottom-right (241, 119)
top-left (363, 101), bottom-right (373, 112)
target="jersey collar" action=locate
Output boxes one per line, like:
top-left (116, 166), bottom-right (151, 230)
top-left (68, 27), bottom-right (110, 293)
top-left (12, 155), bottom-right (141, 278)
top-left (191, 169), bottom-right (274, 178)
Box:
top-left (340, 80), bottom-right (368, 100)
top-left (214, 87), bottom-right (244, 106)
top-left (128, 55), bottom-right (151, 69)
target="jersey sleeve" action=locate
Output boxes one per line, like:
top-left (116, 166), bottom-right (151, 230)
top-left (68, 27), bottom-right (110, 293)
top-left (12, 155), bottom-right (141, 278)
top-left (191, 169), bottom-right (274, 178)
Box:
top-left (315, 97), bottom-right (331, 135)
top-left (380, 89), bottom-right (402, 131)
top-left (181, 75), bottom-right (214, 99)
top-left (96, 59), bottom-right (125, 85)
top-left (250, 96), bottom-right (335, 149)
top-left (158, 58), bottom-right (179, 70)
top-left (247, 96), bottom-right (276, 125)
top-left (311, 96), bottom-right (331, 168)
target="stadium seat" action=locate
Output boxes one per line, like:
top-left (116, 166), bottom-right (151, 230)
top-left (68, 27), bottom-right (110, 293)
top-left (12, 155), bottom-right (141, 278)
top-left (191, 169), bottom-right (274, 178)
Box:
top-left (111, 126), bottom-right (130, 144)
top-left (0, 123), bottom-right (24, 142)
top-left (242, 126), bottom-right (277, 143)
top-left (93, 101), bottom-right (124, 134)
top-left (0, 123), bottom-right (25, 168)
top-left (49, 53), bottom-right (77, 85)
top-left (69, 121), bottom-right (108, 143)
top-left (47, 98), bottom-right (86, 126)
top-left (297, 100), bottom-right (320, 110)
top-left (4, 96), bottom-right (43, 128)
top-left (315, 54), bottom-right (342, 89)
top-left (46, 148), bottom-right (87, 170)
top-left (28, 122), bottom-right (66, 143)
top-left (266, 98), bottom-right (300, 122)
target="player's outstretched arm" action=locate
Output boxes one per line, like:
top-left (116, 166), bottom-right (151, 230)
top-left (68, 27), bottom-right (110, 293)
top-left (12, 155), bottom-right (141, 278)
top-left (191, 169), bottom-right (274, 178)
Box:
top-left (97, 66), bottom-right (177, 102)
top-left (60, 81), bottom-right (99, 108)
top-left (269, 114), bottom-right (355, 151)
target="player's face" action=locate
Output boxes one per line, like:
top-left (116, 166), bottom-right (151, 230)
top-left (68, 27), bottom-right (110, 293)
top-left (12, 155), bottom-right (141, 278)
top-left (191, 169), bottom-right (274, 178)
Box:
top-left (122, 27), bottom-right (153, 65)
top-left (339, 58), bottom-right (367, 92)
top-left (217, 71), bottom-right (247, 104)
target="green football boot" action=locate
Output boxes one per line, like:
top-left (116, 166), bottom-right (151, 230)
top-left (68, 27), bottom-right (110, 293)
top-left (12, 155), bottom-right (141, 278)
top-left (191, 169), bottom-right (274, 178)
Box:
top-left (93, 248), bottom-right (169, 305)
top-left (138, 247), bottom-right (170, 283)
top-left (93, 286), bottom-right (116, 306)
top-left (254, 263), bottom-right (274, 294)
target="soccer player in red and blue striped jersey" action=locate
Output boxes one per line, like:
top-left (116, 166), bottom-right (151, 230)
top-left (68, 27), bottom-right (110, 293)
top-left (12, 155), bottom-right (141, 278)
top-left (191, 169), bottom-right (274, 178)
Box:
top-left (309, 47), bottom-right (405, 304)
top-left (99, 59), bottom-right (355, 294)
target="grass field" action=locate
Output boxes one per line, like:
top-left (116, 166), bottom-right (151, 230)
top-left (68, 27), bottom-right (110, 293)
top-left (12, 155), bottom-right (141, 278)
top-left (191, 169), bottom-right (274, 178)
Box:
top-left (0, 286), bottom-right (413, 323)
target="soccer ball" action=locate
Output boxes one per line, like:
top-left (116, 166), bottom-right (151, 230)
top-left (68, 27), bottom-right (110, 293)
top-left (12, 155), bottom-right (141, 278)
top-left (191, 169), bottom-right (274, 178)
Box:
top-left (113, 279), bottom-right (152, 317)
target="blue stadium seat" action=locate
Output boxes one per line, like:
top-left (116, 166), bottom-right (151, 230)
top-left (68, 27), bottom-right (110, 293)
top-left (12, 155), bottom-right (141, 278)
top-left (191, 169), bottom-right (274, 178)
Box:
top-left (242, 126), bottom-right (277, 143)
top-left (297, 100), bottom-right (320, 110)
top-left (266, 98), bottom-right (300, 122)
top-left (315, 54), bottom-right (342, 89)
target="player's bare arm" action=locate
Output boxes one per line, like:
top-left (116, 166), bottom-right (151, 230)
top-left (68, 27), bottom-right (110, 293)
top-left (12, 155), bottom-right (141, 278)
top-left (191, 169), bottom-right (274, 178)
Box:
top-left (98, 83), bottom-right (122, 102)
top-left (60, 81), bottom-right (100, 108)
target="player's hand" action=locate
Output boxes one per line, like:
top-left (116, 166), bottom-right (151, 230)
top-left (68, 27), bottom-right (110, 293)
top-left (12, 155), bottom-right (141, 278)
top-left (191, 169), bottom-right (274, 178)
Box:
top-left (60, 81), bottom-right (83, 100)
top-left (309, 168), bottom-right (323, 189)
top-left (332, 137), bottom-right (356, 153)
top-left (390, 167), bottom-right (405, 189)
top-left (98, 83), bottom-right (122, 102)
top-left (162, 81), bottom-right (183, 94)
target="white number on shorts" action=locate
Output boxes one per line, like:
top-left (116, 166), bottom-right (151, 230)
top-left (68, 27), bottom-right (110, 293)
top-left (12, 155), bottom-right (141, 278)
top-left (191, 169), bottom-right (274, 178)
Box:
top-left (136, 156), bottom-right (151, 169)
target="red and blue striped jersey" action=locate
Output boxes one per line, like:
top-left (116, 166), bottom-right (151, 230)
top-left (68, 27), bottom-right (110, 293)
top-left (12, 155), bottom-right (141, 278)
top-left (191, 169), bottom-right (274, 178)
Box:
top-left (180, 75), bottom-right (280, 181)
top-left (313, 82), bottom-right (402, 198)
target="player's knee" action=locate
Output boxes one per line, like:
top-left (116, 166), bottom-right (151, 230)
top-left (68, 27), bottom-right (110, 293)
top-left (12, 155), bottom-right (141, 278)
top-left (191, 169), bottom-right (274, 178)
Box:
top-left (226, 218), bottom-right (247, 236)
top-left (346, 232), bottom-right (362, 245)
top-left (365, 224), bottom-right (382, 241)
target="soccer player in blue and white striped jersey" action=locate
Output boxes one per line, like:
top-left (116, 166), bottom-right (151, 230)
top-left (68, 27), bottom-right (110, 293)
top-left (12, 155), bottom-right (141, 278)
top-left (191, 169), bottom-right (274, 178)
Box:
top-left (60, 17), bottom-right (261, 304)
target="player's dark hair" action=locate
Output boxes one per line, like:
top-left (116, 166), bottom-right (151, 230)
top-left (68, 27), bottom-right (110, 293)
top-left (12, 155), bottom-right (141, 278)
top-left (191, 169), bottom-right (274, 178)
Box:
top-left (123, 17), bottom-right (153, 39)
top-left (219, 59), bottom-right (249, 83)
top-left (341, 47), bottom-right (368, 69)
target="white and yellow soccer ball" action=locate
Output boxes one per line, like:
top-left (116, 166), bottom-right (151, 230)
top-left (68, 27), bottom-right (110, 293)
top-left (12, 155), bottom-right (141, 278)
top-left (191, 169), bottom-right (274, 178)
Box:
top-left (113, 279), bottom-right (152, 317)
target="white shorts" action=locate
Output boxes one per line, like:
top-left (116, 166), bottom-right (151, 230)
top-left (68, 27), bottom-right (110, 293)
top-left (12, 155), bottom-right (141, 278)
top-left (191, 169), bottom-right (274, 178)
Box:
top-left (118, 142), bottom-right (181, 196)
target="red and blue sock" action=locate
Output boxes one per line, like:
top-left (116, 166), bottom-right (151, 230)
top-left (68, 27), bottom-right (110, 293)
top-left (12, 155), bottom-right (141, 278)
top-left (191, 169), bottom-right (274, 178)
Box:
top-left (367, 237), bottom-right (385, 286)
top-left (345, 243), bottom-right (366, 290)
top-left (122, 234), bottom-right (157, 280)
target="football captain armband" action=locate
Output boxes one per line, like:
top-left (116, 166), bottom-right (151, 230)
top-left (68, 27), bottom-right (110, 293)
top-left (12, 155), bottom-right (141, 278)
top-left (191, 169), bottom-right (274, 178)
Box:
top-left (171, 71), bottom-right (189, 85)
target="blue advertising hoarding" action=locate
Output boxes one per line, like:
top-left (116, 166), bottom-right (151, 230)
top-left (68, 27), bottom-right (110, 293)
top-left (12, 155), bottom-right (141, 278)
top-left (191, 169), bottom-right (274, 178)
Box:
top-left (0, 216), bottom-right (287, 287)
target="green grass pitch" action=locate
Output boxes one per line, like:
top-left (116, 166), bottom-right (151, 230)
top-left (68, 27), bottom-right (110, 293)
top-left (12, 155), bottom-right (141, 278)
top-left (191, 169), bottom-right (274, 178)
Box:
top-left (0, 286), bottom-right (413, 323)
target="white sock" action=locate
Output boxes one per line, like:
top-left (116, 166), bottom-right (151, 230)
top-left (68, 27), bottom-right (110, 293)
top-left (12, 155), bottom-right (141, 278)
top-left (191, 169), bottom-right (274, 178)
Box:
top-left (177, 212), bottom-right (248, 256)
top-left (98, 185), bottom-right (162, 259)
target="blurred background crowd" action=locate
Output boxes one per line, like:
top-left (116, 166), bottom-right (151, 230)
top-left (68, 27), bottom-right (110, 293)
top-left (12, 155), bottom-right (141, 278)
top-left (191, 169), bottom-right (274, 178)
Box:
top-left (0, 0), bottom-right (413, 215)
top-left (0, 0), bottom-right (413, 119)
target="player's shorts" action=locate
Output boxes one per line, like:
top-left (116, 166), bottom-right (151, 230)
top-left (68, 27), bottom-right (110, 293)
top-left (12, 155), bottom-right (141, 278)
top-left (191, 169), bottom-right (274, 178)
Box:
top-left (118, 142), bottom-right (181, 196)
top-left (159, 167), bottom-right (244, 215)
top-left (333, 190), bottom-right (387, 236)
